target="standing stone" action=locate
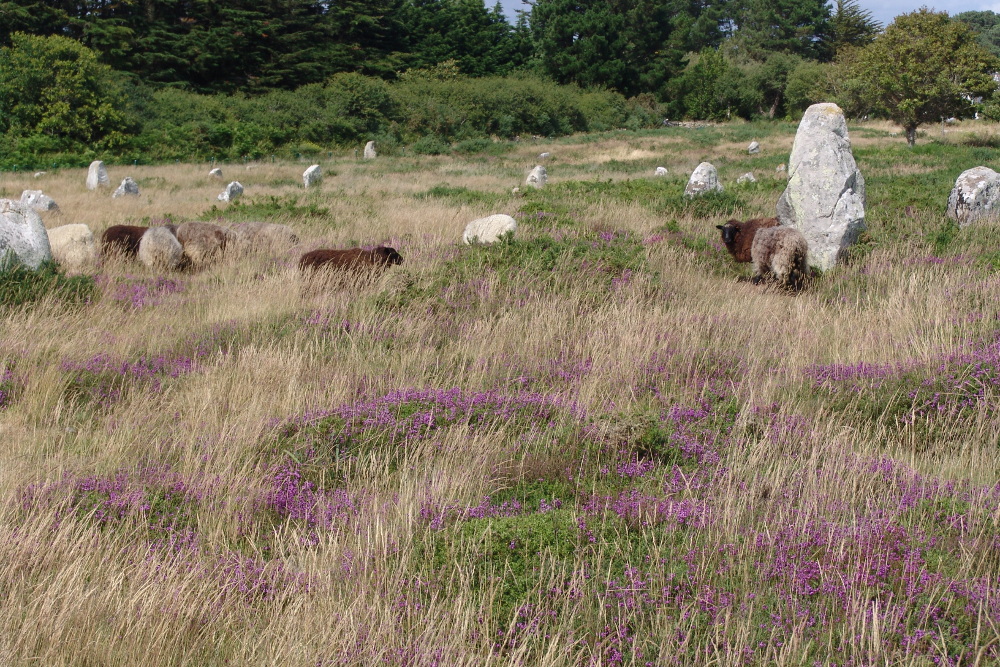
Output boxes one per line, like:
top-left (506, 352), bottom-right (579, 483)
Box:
top-left (748, 141), bottom-right (761, 154)
top-left (112, 177), bottom-right (140, 198)
top-left (363, 141), bottom-right (377, 159)
top-left (303, 165), bottom-right (322, 188)
top-left (737, 172), bottom-right (757, 184)
top-left (47, 224), bottom-right (96, 274)
top-left (684, 162), bottom-right (722, 197)
top-left (218, 181), bottom-right (244, 202)
top-left (0, 200), bottom-right (52, 270)
top-left (776, 102), bottom-right (866, 272)
top-left (20, 190), bottom-right (59, 211)
top-left (654, 167), bottom-right (668, 176)
top-left (463, 214), bottom-right (517, 245)
top-left (946, 167), bottom-right (1000, 227)
top-left (86, 160), bottom-right (109, 190)
top-left (526, 165), bottom-right (547, 189)
top-left (209, 167), bottom-right (223, 179)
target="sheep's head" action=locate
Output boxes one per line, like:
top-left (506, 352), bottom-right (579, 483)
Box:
top-left (375, 246), bottom-right (403, 266)
top-left (716, 221), bottom-right (742, 248)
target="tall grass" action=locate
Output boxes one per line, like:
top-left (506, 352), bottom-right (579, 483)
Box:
top-left (2, 121), bottom-right (1000, 665)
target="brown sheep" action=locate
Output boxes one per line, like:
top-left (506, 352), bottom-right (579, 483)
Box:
top-left (101, 225), bottom-right (149, 258)
top-left (751, 226), bottom-right (809, 288)
top-left (299, 246), bottom-right (403, 272)
top-left (716, 217), bottom-right (779, 263)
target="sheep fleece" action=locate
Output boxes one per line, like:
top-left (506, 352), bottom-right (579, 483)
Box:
top-left (751, 227), bottom-right (808, 285)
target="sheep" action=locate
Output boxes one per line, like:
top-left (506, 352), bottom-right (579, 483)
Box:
top-left (138, 226), bottom-right (186, 271)
top-left (175, 221), bottom-right (234, 267)
top-left (47, 224), bottom-right (96, 274)
top-left (750, 226), bottom-right (809, 288)
top-left (299, 246), bottom-right (403, 272)
top-left (101, 225), bottom-right (149, 258)
top-left (716, 217), bottom-right (779, 263)
top-left (228, 221), bottom-right (299, 254)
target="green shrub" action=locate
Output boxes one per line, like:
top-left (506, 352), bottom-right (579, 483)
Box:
top-left (0, 260), bottom-right (96, 309)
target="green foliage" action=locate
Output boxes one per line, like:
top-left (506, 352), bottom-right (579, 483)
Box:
top-left (0, 260), bottom-right (96, 309)
top-left (0, 33), bottom-right (135, 158)
top-left (199, 195), bottom-right (330, 223)
top-left (829, 0), bottom-right (881, 54)
top-left (729, 0), bottom-right (832, 60)
top-left (954, 10), bottom-right (1000, 59)
top-left (849, 9), bottom-right (1000, 145)
top-left (410, 135), bottom-right (451, 155)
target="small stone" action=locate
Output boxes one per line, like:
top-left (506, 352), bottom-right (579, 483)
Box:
top-left (946, 166), bottom-right (1000, 227)
top-left (303, 165), bottom-right (322, 188)
top-left (539, 152), bottom-right (551, 159)
top-left (209, 167), bottom-right (223, 179)
top-left (654, 167), bottom-right (668, 176)
top-left (463, 214), bottom-right (517, 245)
top-left (776, 164), bottom-right (786, 172)
top-left (218, 181), bottom-right (244, 202)
top-left (363, 141), bottom-right (377, 159)
top-left (20, 190), bottom-right (58, 211)
top-left (748, 141), bottom-right (761, 154)
top-left (736, 172), bottom-right (756, 184)
top-left (526, 165), bottom-right (547, 189)
top-left (33, 172), bottom-right (45, 179)
top-left (112, 177), bottom-right (140, 198)
top-left (86, 160), bottom-right (109, 190)
top-left (684, 162), bottom-right (722, 197)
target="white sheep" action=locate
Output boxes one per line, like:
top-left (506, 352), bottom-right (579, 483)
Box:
top-left (750, 226), bottom-right (809, 288)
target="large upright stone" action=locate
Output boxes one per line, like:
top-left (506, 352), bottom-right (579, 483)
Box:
top-left (363, 141), bottom-right (377, 159)
top-left (113, 177), bottom-right (140, 198)
top-left (777, 103), bottom-right (865, 272)
top-left (0, 200), bottom-right (52, 270)
top-left (526, 165), bottom-right (547, 189)
top-left (86, 160), bottom-right (109, 190)
top-left (218, 181), bottom-right (244, 202)
top-left (463, 214), bottom-right (517, 245)
top-left (20, 190), bottom-right (59, 211)
top-left (303, 165), bottom-right (322, 188)
top-left (684, 162), bottom-right (722, 197)
top-left (946, 167), bottom-right (1000, 227)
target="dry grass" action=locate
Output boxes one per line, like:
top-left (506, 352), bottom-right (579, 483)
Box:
top-left (2, 125), bottom-right (1000, 665)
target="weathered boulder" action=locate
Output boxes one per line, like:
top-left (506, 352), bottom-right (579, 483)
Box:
top-left (86, 160), bottom-right (109, 190)
top-left (363, 141), bottom-right (377, 159)
top-left (526, 165), bottom-right (547, 189)
top-left (737, 172), bottom-right (757, 184)
top-left (946, 166), bottom-right (1000, 227)
top-left (112, 177), bottom-right (140, 198)
top-left (209, 167), bottom-right (223, 179)
top-left (0, 199), bottom-right (52, 270)
top-left (684, 162), bottom-right (722, 197)
top-left (229, 221), bottom-right (299, 253)
top-left (20, 190), bottom-right (59, 211)
top-left (303, 165), bottom-right (322, 188)
top-left (654, 167), bottom-right (668, 176)
top-left (463, 214), bottom-right (517, 245)
top-left (176, 221), bottom-right (234, 266)
top-left (218, 181), bottom-right (244, 202)
top-left (33, 172), bottom-right (45, 179)
top-left (138, 226), bottom-right (185, 270)
top-left (748, 141), bottom-right (761, 154)
top-left (539, 152), bottom-right (551, 159)
top-left (776, 103), bottom-right (866, 272)
top-left (47, 224), bottom-right (96, 274)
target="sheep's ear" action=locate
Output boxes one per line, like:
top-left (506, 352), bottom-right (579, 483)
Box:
top-left (716, 225), bottom-right (724, 230)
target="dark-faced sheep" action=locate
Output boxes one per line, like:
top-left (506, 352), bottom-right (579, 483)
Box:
top-left (751, 226), bottom-right (809, 288)
top-left (299, 246), bottom-right (403, 272)
top-left (716, 217), bottom-right (779, 263)
top-left (101, 225), bottom-right (149, 258)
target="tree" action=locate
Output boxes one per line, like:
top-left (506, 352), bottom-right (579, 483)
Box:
top-left (829, 0), bottom-right (880, 53)
top-left (850, 9), bottom-right (1000, 146)
top-left (0, 33), bottom-right (134, 152)
top-left (954, 10), bottom-right (1000, 59)
top-left (729, 0), bottom-right (831, 60)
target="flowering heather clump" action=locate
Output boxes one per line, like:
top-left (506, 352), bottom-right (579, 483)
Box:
top-left (302, 310), bottom-right (394, 342)
top-left (97, 274), bottom-right (186, 309)
top-left (0, 365), bottom-right (18, 409)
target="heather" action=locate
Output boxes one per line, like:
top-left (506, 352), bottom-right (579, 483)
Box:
top-left (2, 121), bottom-right (1000, 664)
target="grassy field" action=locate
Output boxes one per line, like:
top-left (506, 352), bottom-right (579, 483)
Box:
top-left (2, 119), bottom-right (1000, 665)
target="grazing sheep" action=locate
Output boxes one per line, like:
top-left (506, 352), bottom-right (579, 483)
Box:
top-left (138, 226), bottom-right (185, 271)
top-left (175, 221), bottom-right (234, 267)
top-left (299, 246), bottom-right (403, 272)
top-left (716, 217), bottom-right (779, 263)
top-left (228, 221), bottom-right (299, 253)
top-left (751, 226), bottom-right (809, 288)
top-left (48, 224), bottom-right (96, 274)
top-left (101, 225), bottom-right (149, 258)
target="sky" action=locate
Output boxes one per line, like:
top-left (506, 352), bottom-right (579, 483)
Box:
top-left (489, 1), bottom-right (1000, 28)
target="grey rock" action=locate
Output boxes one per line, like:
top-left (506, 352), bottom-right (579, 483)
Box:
top-left (20, 190), bottom-right (59, 211)
top-left (748, 141), bottom-right (761, 154)
top-left (0, 199), bottom-right (52, 270)
top-left (737, 172), bottom-right (756, 184)
top-left (684, 162), bottom-right (722, 197)
top-left (138, 226), bottom-right (184, 270)
top-left (363, 141), bottom-right (377, 159)
top-left (209, 167), bottom-right (223, 179)
top-left (463, 214), bottom-right (517, 245)
top-left (218, 181), bottom-right (244, 202)
top-left (539, 152), bottom-right (551, 159)
top-left (946, 166), bottom-right (1000, 227)
top-left (33, 172), bottom-right (45, 179)
top-left (776, 102), bottom-right (866, 272)
top-left (303, 165), bottom-right (322, 188)
top-left (526, 165), bottom-right (547, 189)
top-left (654, 167), bottom-right (668, 176)
top-left (86, 160), bottom-right (109, 190)
top-left (112, 177), bottom-right (140, 198)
